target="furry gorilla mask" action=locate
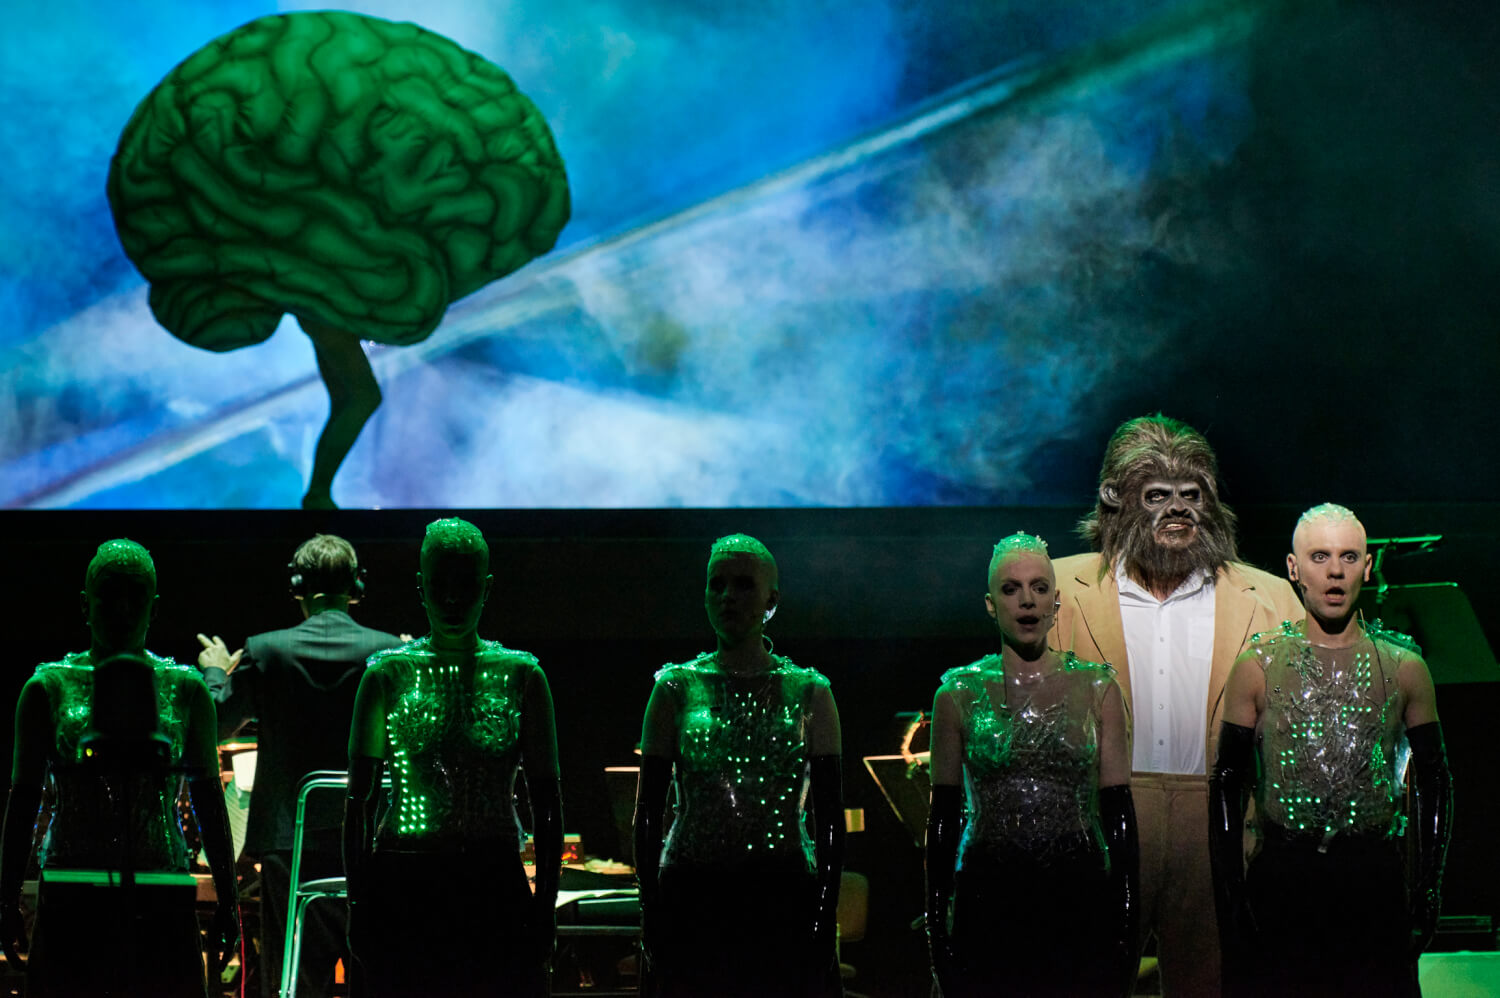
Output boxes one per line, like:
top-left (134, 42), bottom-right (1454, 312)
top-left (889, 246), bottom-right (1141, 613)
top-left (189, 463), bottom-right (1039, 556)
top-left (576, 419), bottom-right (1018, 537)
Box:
top-left (1079, 414), bottom-right (1238, 588)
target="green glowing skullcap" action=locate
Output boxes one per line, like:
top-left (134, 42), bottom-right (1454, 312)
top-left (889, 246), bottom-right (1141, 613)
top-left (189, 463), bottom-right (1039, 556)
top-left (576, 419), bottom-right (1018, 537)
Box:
top-left (85, 539), bottom-right (157, 593)
top-left (1292, 503), bottom-right (1365, 548)
top-left (987, 531), bottom-right (1050, 580)
top-left (421, 517), bottom-right (488, 567)
top-left (709, 533), bottom-right (778, 587)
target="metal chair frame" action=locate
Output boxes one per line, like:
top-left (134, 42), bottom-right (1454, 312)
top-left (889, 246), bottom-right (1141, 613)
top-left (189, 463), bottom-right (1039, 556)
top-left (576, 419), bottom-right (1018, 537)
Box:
top-left (279, 770), bottom-right (363, 998)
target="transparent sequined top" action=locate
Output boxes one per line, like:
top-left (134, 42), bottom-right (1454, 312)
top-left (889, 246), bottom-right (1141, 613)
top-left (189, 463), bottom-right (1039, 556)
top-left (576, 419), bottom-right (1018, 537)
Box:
top-left (939, 652), bottom-right (1118, 869)
top-left (1250, 620), bottom-right (1416, 843)
top-left (370, 637), bottom-right (538, 850)
top-left (656, 653), bottom-right (830, 871)
top-left (32, 651), bottom-right (195, 871)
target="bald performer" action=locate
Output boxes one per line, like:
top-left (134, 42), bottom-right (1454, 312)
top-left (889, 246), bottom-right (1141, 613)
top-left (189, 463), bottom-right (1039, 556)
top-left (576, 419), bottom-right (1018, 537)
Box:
top-left (1210, 504), bottom-right (1450, 998)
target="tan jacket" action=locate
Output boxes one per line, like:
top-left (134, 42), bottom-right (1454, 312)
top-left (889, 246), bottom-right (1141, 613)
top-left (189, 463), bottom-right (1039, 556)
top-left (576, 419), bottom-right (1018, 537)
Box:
top-left (1050, 552), bottom-right (1303, 769)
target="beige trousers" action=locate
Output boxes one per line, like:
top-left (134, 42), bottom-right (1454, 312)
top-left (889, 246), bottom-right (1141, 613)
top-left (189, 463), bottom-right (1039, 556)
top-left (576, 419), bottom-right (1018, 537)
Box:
top-left (1133, 772), bottom-right (1221, 998)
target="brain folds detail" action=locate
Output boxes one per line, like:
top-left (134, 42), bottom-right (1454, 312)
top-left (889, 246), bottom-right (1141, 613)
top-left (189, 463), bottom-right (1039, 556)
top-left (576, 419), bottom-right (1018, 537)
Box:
top-left (108, 11), bottom-right (570, 353)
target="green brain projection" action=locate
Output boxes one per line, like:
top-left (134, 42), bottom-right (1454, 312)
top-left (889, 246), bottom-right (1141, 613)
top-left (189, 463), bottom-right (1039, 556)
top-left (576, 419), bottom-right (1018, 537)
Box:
top-left (107, 11), bottom-right (570, 507)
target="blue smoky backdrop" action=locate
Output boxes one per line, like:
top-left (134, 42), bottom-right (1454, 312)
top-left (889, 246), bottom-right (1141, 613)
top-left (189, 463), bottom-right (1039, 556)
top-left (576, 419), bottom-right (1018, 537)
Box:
top-left (1, 0), bottom-right (1496, 508)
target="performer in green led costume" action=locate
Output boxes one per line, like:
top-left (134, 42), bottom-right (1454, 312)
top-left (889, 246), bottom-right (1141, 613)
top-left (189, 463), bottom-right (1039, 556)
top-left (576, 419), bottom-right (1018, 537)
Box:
top-left (0, 540), bottom-right (238, 997)
top-left (1211, 505), bottom-right (1450, 998)
top-left (344, 518), bottom-right (561, 997)
top-left (926, 533), bottom-right (1138, 997)
top-left (634, 535), bottom-right (844, 998)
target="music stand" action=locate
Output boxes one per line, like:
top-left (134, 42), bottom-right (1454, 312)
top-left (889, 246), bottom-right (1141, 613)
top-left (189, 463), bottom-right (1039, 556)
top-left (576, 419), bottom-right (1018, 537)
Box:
top-left (1356, 583), bottom-right (1499, 684)
top-left (862, 755), bottom-right (931, 849)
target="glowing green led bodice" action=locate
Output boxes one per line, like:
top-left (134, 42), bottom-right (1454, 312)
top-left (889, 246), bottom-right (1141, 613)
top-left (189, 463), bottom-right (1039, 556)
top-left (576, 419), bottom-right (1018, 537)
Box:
top-left (658, 654), bottom-right (829, 870)
top-left (32, 651), bottom-right (195, 871)
top-left (940, 653), bottom-right (1116, 868)
top-left (1251, 621), bottom-right (1414, 842)
top-left (372, 637), bottom-right (537, 847)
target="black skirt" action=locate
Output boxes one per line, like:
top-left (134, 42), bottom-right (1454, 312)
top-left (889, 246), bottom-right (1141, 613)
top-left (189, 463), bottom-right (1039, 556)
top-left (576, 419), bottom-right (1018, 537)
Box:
top-left (352, 847), bottom-right (546, 998)
top-left (27, 870), bottom-right (207, 998)
top-left (945, 849), bottom-right (1118, 998)
top-left (1240, 833), bottom-right (1416, 998)
top-left (648, 862), bottom-right (841, 998)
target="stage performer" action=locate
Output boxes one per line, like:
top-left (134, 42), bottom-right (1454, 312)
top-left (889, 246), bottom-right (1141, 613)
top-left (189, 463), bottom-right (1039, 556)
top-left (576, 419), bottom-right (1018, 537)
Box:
top-left (634, 534), bottom-right (844, 998)
top-left (927, 532), bottom-right (1137, 997)
top-left (0, 539), bottom-right (238, 997)
top-left (1051, 414), bottom-right (1302, 996)
top-left (1210, 504), bottom-right (1448, 997)
top-left (197, 533), bottom-right (400, 998)
top-left (344, 518), bottom-right (561, 998)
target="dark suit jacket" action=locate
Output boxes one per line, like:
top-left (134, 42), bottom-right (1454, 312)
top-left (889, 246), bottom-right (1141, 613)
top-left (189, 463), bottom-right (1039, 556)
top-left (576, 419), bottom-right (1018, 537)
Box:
top-left (202, 610), bottom-right (401, 857)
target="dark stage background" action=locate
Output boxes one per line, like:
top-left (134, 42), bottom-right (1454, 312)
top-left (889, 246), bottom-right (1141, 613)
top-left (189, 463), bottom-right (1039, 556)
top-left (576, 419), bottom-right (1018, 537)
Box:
top-left (2, 503), bottom-right (1495, 995)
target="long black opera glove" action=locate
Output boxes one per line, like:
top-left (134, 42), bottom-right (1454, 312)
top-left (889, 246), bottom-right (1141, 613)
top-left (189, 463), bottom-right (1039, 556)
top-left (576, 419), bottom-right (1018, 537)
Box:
top-left (187, 774), bottom-right (241, 976)
top-left (925, 784), bottom-right (962, 990)
top-left (1098, 784), bottom-right (1140, 998)
top-left (0, 782), bottom-right (43, 968)
top-left (1406, 721), bottom-right (1452, 956)
top-left (632, 755), bottom-right (672, 969)
top-left (1209, 722), bottom-right (1257, 976)
top-left (528, 775), bottom-right (564, 964)
top-left (808, 754), bottom-right (845, 973)
top-left (343, 754), bottom-right (384, 953)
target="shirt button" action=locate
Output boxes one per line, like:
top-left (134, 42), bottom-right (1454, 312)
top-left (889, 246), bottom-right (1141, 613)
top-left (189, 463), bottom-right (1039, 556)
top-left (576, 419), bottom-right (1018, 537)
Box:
top-left (1157, 704), bottom-right (1165, 710)
top-left (1158, 740), bottom-right (1165, 746)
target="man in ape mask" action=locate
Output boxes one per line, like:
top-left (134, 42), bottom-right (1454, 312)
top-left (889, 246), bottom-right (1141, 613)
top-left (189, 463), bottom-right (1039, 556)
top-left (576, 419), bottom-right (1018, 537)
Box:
top-left (1051, 415), bottom-right (1302, 997)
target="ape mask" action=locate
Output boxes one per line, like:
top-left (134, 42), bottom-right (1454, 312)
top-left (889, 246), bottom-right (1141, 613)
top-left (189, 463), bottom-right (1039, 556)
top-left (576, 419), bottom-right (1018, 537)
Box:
top-left (1079, 415), bottom-right (1238, 592)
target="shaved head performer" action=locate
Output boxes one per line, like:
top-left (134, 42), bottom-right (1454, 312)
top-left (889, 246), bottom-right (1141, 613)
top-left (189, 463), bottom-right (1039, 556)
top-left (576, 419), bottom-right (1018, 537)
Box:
top-left (1210, 505), bottom-right (1449, 997)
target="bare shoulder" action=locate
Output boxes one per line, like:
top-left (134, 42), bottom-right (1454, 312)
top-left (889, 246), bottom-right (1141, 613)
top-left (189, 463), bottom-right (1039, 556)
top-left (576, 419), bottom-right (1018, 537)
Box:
top-left (16, 673), bottom-right (52, 711)
top-left (1391, 644), bottom-right (1434, 694)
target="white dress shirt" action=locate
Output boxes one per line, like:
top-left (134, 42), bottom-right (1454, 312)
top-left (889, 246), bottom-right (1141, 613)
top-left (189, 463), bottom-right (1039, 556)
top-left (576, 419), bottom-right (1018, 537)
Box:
top-left (1117, 563), bottom-right (1217, 775)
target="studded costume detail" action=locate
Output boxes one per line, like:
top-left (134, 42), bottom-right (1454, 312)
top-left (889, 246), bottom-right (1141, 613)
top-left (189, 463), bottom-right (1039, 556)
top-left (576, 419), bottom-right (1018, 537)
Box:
top-left (1249, 620), bottom-right (1415, 844)
top-left (370, 636), bottom-right (535, 850)
top-left (657, 653), bottom-right (828, 870)
top-left (939, 652), bottom-right (1118, 868)
top-left (32, 651), bottom-right (196, 872)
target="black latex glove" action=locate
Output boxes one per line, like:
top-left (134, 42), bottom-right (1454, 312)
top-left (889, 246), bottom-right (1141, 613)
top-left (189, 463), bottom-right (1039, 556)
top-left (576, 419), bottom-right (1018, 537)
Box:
top-left (1099, 784), bottom-right (1140, 997)
top-left (1407, 721), bottom-right (1452, 956)
top-left (0, 782), bottom-right (41, 969)
top-left (528, 774), bottom-right (564, 966)
top-left (808, 753), bottom-right (845, 973)
top-left (186, 773), bottom-right (240, 975)
top-left (632, 755), bottom-right (672, 973)
top-left (343, 755), bottom-right (385, 953)
top-left (1209, 722), bottom-right (1258, 978)
top-left (208, 898), bottom-right (240, 977)
top-left (925, 783), bottom-right (962, 991)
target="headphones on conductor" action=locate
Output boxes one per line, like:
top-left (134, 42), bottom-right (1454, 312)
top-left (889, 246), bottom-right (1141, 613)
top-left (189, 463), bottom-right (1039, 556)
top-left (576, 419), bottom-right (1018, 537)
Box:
top-left (289, 561), bottom-right (366, 601)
